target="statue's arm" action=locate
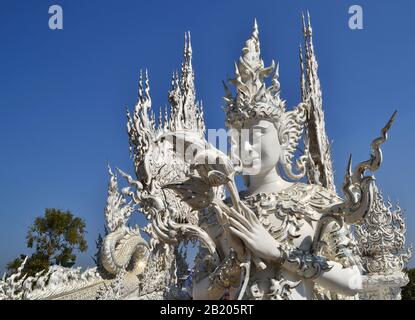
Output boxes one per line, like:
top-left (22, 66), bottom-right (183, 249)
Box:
top-left (296, 112), bottom-right (397, 296)
top-left (280, 221), bottom-right (363, 296)
top-left (281, 255), bottom-right (362, 296)
top-left (313, 263), bottom-right (362, 296)
top-left (228, 200), bottom-right (363, 296)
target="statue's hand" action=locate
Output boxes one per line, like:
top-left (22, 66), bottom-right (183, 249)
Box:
top-left (228, 201), bottom-right (282, 262)
top-left (226, 229), bottom-right (246, 261)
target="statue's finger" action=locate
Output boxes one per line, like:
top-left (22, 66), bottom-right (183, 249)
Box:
top-left (229, 217), bottom-right (250, 234)
top-left (229, 207), bottom-right (251, 229)
top-left (239, 201), bottom-right (259, 224)
top-left (229, 226), bottom-right (250, 244)
top-left (252, 256), bottom-right (267, 270)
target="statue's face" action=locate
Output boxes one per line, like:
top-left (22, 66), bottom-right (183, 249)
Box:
top-left (233, 118), bottom-right (281, 175)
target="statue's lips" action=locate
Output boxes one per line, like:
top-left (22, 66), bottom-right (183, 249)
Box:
top-left (241, 159), bottom-right (255, 167)
top-left (241, 158), bottom-right (261, 174)
top-left (241, 154), bottom-right (260, 167)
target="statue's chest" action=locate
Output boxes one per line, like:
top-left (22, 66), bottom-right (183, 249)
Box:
top-left (241, 193), bottom-right (321, 300)
top-left (243, 193), bottom-right (319, 248)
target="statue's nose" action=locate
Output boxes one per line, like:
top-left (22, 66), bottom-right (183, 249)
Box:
top-left (244, 140), bottom-right (253, 151)
top-left (241, 141), bottom-right (255, 165)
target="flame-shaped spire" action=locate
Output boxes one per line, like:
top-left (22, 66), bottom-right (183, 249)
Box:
top-left (299, 45), bottom-right (306, 100)
top-left (163, 105), bottom-right (169, 131)
top-left (157, 107), bottom-right (163, 130)
top-left (250, 18), bottom-right (260, 53)
top-left (127, 68), bottom-right (155, 179)
top-left (237, 19), bottom-right (266, 86)
top-left (168, 32), bottom-right (205, 135)
top-left (181, 31), bottom-right (196, 125)
top-left (168, 70), bottom-right (181, 130)
top-left (133, 68), bottom-right (152, 128)
top-left (269, 62), bottom-right (281, 97)
top-left (300, 12), bottom-right (335, 192)
top-left (225, 19), bottom-right (282, 128)
top-left (127, 31), bottom-right (206, 179)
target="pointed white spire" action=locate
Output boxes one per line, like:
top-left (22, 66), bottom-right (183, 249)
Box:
top-left (300, 12), bottom-right (335, 192)
top-left (138, 69), bottom-right (144, 103)
top-left (299, 45), bottom-right (306, 100)
top-left (163, 105), bottom-right (169, 131)
top-left (181, 31), bottom-right (195, 104)
top-left (166, 32), bottom-right (205, 135)
top-left (170, 70), bottom-right (177, 91)
top-left (270, 62), bottom-right (281, 98)
top-left (144, 69), bottom-right (151, 104)
top-left (302, 11), bottom-right (306, 33)
top-left (253, 18), bottom-right (259, 38)
top-left (150, 110), bottom-right (156, 129)
top-left (157, 107), bottom-right (163, 130)
top-left (127, 68), bottom-right (155, 171)
top-left (187, 31), bottom-right (192, 56)
top-left (183, 31), bottom-right (188, 58)
top-left (307, 11), bottom-right (313, 37)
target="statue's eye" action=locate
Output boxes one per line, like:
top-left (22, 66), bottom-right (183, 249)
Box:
top-left (252, 128), bottom-right (265, 141)
top-left (253, 131), bottom-right (263, 138)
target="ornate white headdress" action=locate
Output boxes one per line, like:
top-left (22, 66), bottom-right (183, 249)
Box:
top-left (224, 20), bottom-right (285, 129)
top-left (224, 20), bottom-right (309, 180)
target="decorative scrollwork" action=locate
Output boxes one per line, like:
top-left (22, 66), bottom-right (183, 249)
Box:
top-left (355, 187), bottom-right (412, 274)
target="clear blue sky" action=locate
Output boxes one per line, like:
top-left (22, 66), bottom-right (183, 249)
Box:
top-left (0, 0), bottom-right (414, 272)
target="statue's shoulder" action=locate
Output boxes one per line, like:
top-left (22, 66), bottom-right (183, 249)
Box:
top-left (240, 182), bottom-right (341, 210)
top-left (293, 182), bottom-right (342, 210)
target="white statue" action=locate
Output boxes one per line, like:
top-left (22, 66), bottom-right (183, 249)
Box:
top-left (1, 14), bottom-right (411, 300)
top-left (190, 18), bottom-right (362, 300)
top-left (172, 17), bottom-right (411, 300)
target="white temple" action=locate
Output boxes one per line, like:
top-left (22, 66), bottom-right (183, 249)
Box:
top-left (0, 15), bottom-right (411, 300)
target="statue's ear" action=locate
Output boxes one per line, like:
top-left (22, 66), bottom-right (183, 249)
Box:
top-left (279, 103), bottom-right (309, 180)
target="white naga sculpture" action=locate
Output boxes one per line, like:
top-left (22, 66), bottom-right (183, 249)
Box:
top-left (1, 15), bottom-right (411, 300)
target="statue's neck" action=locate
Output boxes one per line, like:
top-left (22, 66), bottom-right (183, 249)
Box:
top-left (245, 166), bottom-right (293, 196)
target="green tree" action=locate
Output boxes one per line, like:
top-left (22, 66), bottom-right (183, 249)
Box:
top-left (6, 208), bottom-right (88, 277)
top-left (402, 268), bottom-right (415, 300)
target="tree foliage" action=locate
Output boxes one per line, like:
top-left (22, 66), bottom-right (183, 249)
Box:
top-left (6, 209), bottom-right (88, 277)
top-left (402, 268), bottom-right (415, 300)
